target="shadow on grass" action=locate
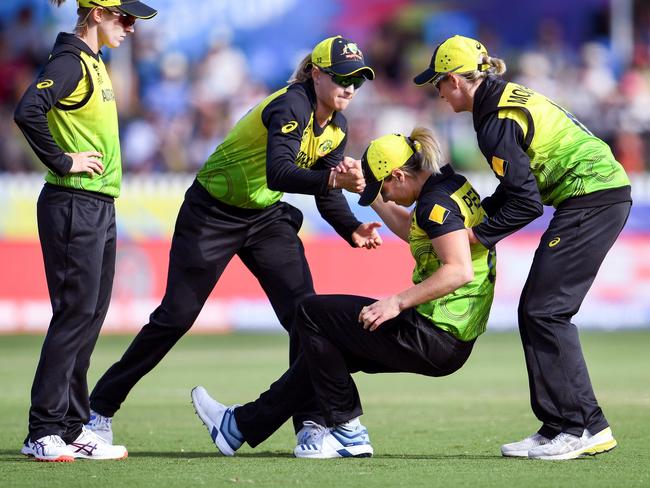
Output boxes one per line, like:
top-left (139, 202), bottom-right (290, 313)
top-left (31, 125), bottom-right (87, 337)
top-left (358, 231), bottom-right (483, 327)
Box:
top-left (129, 451), bottom-right (294, 459)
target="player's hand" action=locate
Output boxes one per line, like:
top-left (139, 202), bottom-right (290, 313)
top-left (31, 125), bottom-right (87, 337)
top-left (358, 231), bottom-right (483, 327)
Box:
top-left (331, 166), bottom-right (365, 193)
top-left (336, 156), bottom-right (361, 173)
top-left (352, 222), bottom-right (383, 249)
top-left (67, 151), bottom-right (104, 177)
top-left (358, 296), bottom-right (401, 331)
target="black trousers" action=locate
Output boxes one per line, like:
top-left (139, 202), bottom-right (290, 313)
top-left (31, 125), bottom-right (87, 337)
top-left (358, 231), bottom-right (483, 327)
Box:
top-left (29, 185), bottom-right (116, 443)
top-left (90, 180), bottom-right (319, 431)
top-left (519, 201), bottom-right (631, 438)
top-left (235, 294), bottom-right (475, 447)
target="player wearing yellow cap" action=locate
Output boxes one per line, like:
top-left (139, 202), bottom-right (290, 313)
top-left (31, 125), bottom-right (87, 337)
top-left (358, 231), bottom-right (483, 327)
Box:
top-left (414, 35), bottom-right (631, 460)
top-left (14, 0), bottom-right (157, 462)
top-left (86, 36), bottom-right (382, 451)
top-left (191, 127), bottom-right (495, 458)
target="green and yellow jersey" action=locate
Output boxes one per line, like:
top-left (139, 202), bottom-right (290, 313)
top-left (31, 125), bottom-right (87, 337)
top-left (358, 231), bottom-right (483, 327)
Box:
top-left (197, 81), bottom-right (362, 244)
top-left (409, 165), bottom-right (495, 341)
top-left (14, 33), bottom-right (121, 198)
top-left (471, 77), bottom-right (632, 249)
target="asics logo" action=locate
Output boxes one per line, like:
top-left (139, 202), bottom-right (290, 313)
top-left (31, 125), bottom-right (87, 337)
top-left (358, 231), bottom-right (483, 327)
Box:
top-left (281, 121), bottom-right (298, 133)
top-left (548, 237), bottom-right (561, 247)
top-left (70, 442), bottom-right (98, 456)
top-left (37, 80), bottom-right (54, 89)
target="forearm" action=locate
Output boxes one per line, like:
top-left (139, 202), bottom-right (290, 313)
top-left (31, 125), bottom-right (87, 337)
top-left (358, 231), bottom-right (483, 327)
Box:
top-left (394, 263), bottom-right (473, 311)
top-left (370, 199), bottom-right (410, 242)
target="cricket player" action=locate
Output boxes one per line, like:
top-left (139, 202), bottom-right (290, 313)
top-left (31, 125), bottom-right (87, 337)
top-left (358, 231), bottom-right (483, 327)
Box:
top-left (191, 127), bottom-right (496, 458)
top-left (413, 35), bottom-right (631, 460)
top-left (13, 0), bottom-right (157, 462)
top-left (86, 36), bottom-right (382, 451)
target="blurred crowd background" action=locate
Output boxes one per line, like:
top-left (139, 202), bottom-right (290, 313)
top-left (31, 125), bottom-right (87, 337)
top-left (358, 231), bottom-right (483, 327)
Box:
top-left (2, 0), bottom-right (650, 175)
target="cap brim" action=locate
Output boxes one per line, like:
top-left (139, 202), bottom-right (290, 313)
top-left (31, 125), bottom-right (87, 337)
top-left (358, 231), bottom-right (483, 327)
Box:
top-left (117, 1), bottom-right (158, 19)
top-left (413, 67), bottom-right (440, 86)
top-left (328, 61), bottom-right (375, 80)
top-left (358, 179), bottom-right (384, 207)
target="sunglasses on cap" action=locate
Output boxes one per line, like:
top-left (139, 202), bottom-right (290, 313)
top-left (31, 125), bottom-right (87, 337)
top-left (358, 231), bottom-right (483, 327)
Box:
top-left (320, 68), bottom-right (366, 89)
top-left (105, 8), bottom-right (137, 28)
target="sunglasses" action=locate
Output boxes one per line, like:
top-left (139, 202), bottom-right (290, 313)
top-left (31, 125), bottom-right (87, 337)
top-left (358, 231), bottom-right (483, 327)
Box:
top-left (322, 69), bottom-right (366, 89)
top-left (105, 8), bottom-right (137, 28)
top-left (433, 74), bottom-right (450, 91)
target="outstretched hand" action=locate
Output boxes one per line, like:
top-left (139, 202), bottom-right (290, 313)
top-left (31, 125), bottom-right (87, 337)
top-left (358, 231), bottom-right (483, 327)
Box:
top-left (67, 151), bottom-right (104, 177)
top-left (352, 222), bottom-right (383, 249)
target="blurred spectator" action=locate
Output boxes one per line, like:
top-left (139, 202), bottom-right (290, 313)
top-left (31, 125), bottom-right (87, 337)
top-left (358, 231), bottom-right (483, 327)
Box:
top-left (2, 2), bottom-right (650, 173)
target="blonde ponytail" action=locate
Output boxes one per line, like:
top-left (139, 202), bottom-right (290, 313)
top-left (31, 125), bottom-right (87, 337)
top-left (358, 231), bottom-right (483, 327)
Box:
top-left (288, 54), bottom-right (314, 84)
top-left (401, 127), bottom-right (444, 175)
top-left (461, 55), bottom-right (507, 83)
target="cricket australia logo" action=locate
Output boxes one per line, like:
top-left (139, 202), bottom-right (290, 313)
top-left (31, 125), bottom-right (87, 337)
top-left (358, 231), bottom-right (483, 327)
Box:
top-left (342, 43), bottom-right (363, 61)
top-left (318, 139), bottom-right (333, 156)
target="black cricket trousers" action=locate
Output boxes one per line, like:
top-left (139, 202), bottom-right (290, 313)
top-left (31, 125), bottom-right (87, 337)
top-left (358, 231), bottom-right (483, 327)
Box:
top-left (90, 180), bottom-right (319, 430)
top-left (519, 200), bottom-right (631, 438)
top-left (29, 184), bottom-right (116, 443)
top-left (235, 294), bottom-right (475, 447)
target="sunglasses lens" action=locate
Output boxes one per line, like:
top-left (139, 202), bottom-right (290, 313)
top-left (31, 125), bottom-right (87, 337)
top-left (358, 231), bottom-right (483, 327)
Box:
top-left (331, 74), bottom-right (365, 89)
top-left (120, 15), bottom-right (136, 27)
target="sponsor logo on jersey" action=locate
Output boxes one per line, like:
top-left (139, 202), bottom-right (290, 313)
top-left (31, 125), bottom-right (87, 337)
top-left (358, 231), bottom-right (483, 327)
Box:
top-left (281, 121), bottom-right (299, 134)
top-left (491, 156), bottom-right (508, 177)
top-left (36, 79), bottom-right (54, 89)
top-left (102, 89), bottom-right (116, 102)
top-left (548, 237), bottom-right (561, 247)
top-left (429, 204), bottom-right (450, 225)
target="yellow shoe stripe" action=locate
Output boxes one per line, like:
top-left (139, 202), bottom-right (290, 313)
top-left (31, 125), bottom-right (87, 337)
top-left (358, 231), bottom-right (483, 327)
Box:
top-left (581, 439), bottom-right (618, 455)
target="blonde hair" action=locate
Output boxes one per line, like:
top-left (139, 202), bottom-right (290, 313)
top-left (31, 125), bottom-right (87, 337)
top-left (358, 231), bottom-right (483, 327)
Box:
top-left (49, 0), bottom-right (95, 35)
top-left (288, 53), bottom-right (314, 84)
top-left (401, 127), bottom-right (444, 175)
top-left (460, 55), bottom-right (507, 82)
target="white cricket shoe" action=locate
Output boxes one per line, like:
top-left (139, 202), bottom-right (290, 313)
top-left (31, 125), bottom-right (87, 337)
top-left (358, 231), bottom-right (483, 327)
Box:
top-left (294, 418), bottom-right (373, 459)
top-left (68, 427), bottom-right (128, 460)
top-left (501, 432), bottom-right (551, 457)
top-left (21, 435), bottom-right (75, 462)
top-left (191, 386), bottom-right (243, 456)
top-left (580, 427), bottom-right (617, 456)
top-left (86, 409), bottom-right (113, 444)
top-left (528, 427), bottom-right (618, 460)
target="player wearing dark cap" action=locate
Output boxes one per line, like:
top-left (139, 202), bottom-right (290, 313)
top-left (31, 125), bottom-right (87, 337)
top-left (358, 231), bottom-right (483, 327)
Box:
top-left (86, 36), bottom-right (382, 451)
top-left (191, 127), bottom-right (495, 458)
top-left (13, 0), bottom-right (157, 462)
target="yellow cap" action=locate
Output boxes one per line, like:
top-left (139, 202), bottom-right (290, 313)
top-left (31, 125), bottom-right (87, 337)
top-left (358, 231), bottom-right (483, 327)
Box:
top-left (358, 134), bottom-right (415, 206)
top-left (413, 35), bottom-right (489, 86)
top-left (310, 36), bottom-right (375, 79)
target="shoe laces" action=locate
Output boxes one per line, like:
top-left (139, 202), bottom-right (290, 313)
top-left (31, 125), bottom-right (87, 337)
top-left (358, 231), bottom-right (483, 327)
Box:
top-left (44, 435), bottom-right (66, 447)
top-left (549, 432), bottom-right (581, 448)
top-left (297, 421), bottom-right (329, 446)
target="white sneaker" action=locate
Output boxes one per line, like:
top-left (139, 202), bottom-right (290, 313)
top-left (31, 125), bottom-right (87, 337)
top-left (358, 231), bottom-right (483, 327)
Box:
top-left (86, 409), bottom-right (113, 444)
top-left (191, 386), bottom-right (243, 456)
top-left (68, 427), bottom-right (128, 460)
top-left (501, 432), bottom-right (551, 457)
top-left (580, 427), bottom-right (617, 456)
top-left (21, 435), bottom-right (75, 462)
top-left (528, 432), bottom-right (585, 460)
top-left (294, 418), bottom-right (373, 459)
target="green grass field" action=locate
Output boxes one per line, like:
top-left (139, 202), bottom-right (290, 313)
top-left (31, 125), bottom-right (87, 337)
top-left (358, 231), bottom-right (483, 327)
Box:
top-left (1, 331), bottom-right (649, 487)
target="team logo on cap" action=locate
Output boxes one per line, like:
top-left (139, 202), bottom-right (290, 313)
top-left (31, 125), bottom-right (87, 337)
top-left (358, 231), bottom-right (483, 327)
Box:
top-left (342, 43), bottom-right (363, 61)
top-left (281, 121), bottom-right (298, 134)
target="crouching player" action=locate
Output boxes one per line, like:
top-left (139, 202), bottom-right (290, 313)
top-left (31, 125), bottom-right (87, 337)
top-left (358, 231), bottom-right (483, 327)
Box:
top-left (191, 128), bottom-right (496, 458)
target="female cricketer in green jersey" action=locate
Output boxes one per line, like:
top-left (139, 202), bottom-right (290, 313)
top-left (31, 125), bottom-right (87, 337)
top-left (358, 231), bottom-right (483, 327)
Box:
top-left (86, 36), bottom-right (382, 449)
top-left (13, 0), bottom-right (157, 462)
top-left (191, 127), bottom-right (496, 458)
top-left (414, 35), bottom-right (632, 461)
